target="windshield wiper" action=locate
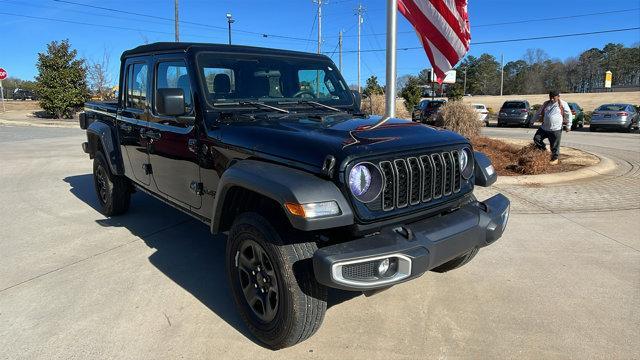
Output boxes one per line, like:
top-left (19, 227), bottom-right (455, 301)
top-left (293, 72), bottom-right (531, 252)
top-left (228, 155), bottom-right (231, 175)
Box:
top-left (238, 101), bottom-right (289, 114)
top-left (285, 100), bottom-right (342, 113)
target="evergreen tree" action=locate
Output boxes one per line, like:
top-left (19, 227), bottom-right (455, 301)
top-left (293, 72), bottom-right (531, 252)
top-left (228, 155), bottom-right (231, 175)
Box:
top-left (400, 76), bottom-right (422, 111)
top-left (36, 40), bottom-right (89, 118)
top-left (363, 75), bottom-right (384, 96)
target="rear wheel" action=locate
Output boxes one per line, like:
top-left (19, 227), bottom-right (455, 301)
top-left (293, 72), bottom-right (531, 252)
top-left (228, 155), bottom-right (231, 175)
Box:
top-left (93, 151), bottom-right (131, 216)
top-left (226, 213), bottom-right (327, 349)
top-left (431, 248), bottom-right (479, 273)
top-left (590, 126), bottom-right (597, 132)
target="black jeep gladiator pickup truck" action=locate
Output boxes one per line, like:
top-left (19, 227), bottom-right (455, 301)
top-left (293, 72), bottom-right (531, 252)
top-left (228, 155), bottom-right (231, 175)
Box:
top-left (80, 42), bottom-right (509, 349)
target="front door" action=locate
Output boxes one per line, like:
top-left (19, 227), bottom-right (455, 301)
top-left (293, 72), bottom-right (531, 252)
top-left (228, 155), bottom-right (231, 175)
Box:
top-left (147, 58), bottom-right (202, 209)
top-left (119, 60), bottom-right (151, 186)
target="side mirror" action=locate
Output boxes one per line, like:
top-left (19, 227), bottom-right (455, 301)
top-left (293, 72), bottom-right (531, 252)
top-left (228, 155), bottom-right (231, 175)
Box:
top-left (157, 88), bottom-right (186, 116)
top-left (351, 90), bottom-right (362, 111)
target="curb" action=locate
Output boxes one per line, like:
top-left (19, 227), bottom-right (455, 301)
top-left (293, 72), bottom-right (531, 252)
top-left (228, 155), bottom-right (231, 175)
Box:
top-left (0, 118), bottom-right (79, 129)
top-left (495, 152), bottom-right (616, 185)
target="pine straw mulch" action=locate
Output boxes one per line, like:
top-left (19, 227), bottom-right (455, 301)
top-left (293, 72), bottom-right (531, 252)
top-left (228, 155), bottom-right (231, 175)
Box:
top-left (470, 136), bottom-right (588, 176)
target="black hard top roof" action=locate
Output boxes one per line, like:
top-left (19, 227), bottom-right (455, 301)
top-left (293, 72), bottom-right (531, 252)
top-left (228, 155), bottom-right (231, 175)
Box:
top-left (121, 42), bottom-right (331, 61)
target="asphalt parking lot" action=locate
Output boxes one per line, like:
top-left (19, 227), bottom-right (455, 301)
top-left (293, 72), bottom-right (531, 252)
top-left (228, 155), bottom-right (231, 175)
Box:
top-left (0, 124), bottom-right (638, 359)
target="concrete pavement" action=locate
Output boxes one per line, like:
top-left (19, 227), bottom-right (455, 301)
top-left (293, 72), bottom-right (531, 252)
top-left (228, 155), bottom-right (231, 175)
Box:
top-left (0, 124), bottom-right (638, 359)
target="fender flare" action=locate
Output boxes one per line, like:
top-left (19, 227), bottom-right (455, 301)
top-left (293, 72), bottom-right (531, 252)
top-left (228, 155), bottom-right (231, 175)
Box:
top-left (474, 151), bottom-right (497, 187)
top-left (211, 160), bottom-right (354, 233)
top-left (86, 121), bottom-right (124, 175)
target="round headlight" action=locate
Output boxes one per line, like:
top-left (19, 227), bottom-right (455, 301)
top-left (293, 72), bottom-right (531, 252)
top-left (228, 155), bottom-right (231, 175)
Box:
top-left (348, 162), bottom-right (383, 203)
top-left (349, 164), bottom-right (371, 196)
top-left (459, 147), bottom-right (474, 179)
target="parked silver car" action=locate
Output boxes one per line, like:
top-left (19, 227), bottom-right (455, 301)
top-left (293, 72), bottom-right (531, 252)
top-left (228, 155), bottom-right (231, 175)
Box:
top-left (497, 100), bottom-right (533, 127)
top-left (590, 104), bottom-right (639, 132)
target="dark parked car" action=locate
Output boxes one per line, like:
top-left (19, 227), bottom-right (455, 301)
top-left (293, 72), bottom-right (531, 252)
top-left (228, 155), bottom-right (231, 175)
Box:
top-left (568, 102), bottom-right (584, 129)
top-left (13, 89), bottom-right (35, 101)
top-left (497, 100), bottom-right (533, 127)
top-left (79, 42), bottom-right (509, 349)
top-left (413, 99), bottom-right (446, 124)
top-left (590, 103), bottom-right (639, 132)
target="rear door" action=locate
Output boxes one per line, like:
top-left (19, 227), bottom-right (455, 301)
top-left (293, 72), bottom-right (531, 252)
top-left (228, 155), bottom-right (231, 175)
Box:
top-left (119, 58), bottom-right (151, 186)
top-left (147, 57), bottom-right (202, 209)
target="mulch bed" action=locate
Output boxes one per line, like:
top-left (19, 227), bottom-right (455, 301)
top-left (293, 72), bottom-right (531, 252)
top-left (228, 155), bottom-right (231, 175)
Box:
top-left (471, 137), bottom-right (584, 176)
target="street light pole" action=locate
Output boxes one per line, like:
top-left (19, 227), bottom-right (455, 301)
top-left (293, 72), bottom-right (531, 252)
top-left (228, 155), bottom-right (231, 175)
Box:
top-left (226, 13), bottom-right (235, 45)
top-left (500, 53), bottom-right (504, 96)
top-left (174, 0), bottom-right (179, 42)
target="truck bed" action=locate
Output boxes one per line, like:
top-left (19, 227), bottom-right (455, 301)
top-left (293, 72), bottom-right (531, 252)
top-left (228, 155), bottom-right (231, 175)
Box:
top-left (85, 101), bottom-right (118, 114)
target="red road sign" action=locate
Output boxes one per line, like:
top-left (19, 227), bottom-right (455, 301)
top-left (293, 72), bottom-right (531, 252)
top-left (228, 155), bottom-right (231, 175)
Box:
top-left (0, 68), bottom-right (7, 80)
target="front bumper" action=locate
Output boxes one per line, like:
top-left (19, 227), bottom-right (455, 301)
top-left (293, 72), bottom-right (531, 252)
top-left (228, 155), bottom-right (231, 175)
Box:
top-left (313, 193), bottom-right (510, 291)
top-left (498, 116), bottom-right (528, 124)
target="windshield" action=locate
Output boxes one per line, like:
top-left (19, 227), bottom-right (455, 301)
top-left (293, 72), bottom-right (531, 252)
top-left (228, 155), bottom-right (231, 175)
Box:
top-left (597, 104), bottom-right (626, 111)
top-left (502, 102), bottom-right (526, 109)
top-left (196, 52), bottom-right (353, 108)
top-left (426, 101), bottom-right (445, 109)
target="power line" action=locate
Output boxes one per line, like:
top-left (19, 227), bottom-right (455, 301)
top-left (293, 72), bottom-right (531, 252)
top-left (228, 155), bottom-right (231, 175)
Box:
top-left (51, 0), bottom-right (316, 43)
top-left (334, 27), bottom-right (640, 53)
top-left (474, 7), bottom-right (640, 27)
top-left (328, 7), bottom-right (640, 38)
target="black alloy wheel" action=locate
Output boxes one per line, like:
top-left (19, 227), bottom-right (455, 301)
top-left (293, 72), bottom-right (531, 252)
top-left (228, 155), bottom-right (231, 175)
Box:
top-left (236, 239), bottom-right (279, 323)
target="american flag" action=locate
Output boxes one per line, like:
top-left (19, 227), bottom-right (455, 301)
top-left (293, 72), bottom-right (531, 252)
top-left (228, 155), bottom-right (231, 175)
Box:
top-left (398, 0), bottom-right (471, 83)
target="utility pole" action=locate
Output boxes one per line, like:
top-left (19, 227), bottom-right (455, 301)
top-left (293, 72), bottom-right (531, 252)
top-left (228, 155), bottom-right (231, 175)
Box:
top-left (338, 30), bottom-right (343, 72)
top-left (463, 68), bottom-right (467, 95)
top-left (356, 2), bottom-right (365, 93)
top-left (500, 54), bottom-right (504, 96)
top-left (226, 13), bottom-right (235, 45)
top-left (174, 0), bottom-right (179, 42)
top-left (313, 0), bottom-right (325, 54)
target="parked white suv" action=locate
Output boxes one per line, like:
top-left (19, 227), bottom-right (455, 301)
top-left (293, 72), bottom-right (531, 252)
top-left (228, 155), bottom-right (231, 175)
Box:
top-left (472, 103), bottom-right (490, 126)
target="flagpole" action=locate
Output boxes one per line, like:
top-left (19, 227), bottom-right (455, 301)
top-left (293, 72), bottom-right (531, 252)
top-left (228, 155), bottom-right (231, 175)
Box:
top-left (384, 0), bottom-right (397, 119)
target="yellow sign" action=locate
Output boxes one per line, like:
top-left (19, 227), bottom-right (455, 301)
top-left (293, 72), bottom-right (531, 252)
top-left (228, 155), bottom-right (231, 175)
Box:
top-left (605, 71), bottom-right (612, 88)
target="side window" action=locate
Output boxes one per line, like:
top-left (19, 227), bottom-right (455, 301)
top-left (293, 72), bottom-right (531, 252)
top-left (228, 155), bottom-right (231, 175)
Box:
top-left (203, 67), bottom-right (235, 99)
top-left (156, 61), bottom-right (192, 113)
top-left (126, 63), bottom-right (148, 110)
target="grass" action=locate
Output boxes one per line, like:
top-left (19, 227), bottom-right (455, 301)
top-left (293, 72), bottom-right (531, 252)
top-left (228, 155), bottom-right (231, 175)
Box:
top-left (361, 94), bottom-right (411, 119)
top-left (461, 91), bottom-right (640, 114)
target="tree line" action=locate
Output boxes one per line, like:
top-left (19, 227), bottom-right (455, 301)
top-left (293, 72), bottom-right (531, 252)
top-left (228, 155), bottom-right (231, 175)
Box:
top-left (361, 43), bottom-right (639, 111)
top-left (449, 43), bottom-right (640, 96)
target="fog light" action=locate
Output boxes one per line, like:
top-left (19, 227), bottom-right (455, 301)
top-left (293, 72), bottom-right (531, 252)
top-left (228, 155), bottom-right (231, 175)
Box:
top-left (377, 258), bottom-right (390, 275)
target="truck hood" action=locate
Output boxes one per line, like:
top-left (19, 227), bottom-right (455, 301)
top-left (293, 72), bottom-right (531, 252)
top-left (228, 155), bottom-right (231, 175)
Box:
top-left (219, 114), bottom-right (469, 172)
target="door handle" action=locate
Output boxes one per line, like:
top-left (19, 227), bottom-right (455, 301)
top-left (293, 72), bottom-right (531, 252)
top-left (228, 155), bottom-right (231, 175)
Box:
top-left (188, 138), bottom-right (198, 153)
top-left (146, 131), bottom-right (161, 140)
top-left (119, 123), bottom-right (133, 132)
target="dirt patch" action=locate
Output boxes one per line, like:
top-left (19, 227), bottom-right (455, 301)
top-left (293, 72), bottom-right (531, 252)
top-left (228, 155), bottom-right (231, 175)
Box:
top-left (471, 137), bottom-right (599, 176)
top-left (0, 100), bottom-right (42, 112)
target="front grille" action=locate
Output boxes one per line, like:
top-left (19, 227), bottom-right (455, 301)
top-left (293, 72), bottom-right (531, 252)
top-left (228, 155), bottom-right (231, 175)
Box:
top-left (378, 150), bottom-right (462, 212)
top-left (342, 262), bottom-right (377, 280)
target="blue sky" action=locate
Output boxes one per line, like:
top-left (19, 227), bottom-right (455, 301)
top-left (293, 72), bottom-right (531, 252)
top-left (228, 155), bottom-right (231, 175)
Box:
top-left (0, 0), bottom-right (638, 85)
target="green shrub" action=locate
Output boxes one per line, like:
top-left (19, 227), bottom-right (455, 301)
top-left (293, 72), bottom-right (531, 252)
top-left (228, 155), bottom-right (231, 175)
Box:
top-left (35, 40), bottom-right (89, 119)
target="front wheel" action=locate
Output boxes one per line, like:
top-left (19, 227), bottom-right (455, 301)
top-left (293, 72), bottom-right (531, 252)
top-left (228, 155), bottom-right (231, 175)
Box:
top-left (226, 213), bottom-right (327, 349)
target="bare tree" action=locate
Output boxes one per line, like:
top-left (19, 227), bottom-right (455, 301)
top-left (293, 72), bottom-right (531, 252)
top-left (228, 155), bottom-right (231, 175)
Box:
top-left (87, 48), bottom-right (115, 100)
